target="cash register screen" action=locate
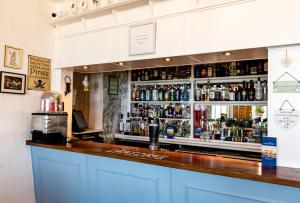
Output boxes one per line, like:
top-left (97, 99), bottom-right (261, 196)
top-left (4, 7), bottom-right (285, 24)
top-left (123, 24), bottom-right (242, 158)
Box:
top-left (72, 110), bottom-right (88, 132)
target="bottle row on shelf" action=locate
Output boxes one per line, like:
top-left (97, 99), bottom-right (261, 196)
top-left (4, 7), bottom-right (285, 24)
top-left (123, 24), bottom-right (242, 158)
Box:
top-left (132, 84), bottom-right (191, 102)
top-left (195, 77), bottom-right (267, 102)
top-left (130, 59), bottom-right (268, 82)
top-left (194, 59), bottom-right (268, 78)
top-left (119, 113), bottom-right (191, 138)
top-left (194, 105), bottom-right (267, 143)
top-left (131, 103), bottom-right (191, 119)
top-left (131, 66), bottom-right (191, 82)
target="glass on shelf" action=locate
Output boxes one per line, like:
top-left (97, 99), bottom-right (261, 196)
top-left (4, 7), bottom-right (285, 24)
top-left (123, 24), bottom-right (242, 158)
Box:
top-left (194, 105), bottom-right (267, 144)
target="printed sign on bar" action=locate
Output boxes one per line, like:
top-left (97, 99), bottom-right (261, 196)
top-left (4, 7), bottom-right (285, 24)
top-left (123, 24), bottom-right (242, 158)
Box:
top-left (28, 55), bottom-right (51, 91)
top-left (273, 81), bottom-right (300, 93)
top-left (262, 137), bottom-right (277, 167)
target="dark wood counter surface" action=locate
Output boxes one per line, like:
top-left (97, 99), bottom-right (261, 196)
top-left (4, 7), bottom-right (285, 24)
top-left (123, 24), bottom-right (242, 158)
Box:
top-left (26, 140), bottom-right (300, 188)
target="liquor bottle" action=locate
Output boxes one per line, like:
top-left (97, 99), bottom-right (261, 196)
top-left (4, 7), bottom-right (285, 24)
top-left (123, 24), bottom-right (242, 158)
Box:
top-left (225, 85), bottom-right (230, 101)
top-left (158, 85), bottom-right (164, 101)
top-left (174, 103), bottom-right (181, 118)
top-left (124, 112), bottom-right (131, 134)
top-left (182, 84), bottom-right (190, 101)
top-left (153, 68), bottom-right (159, 80)
top-left (144, 70), bottom-right (149, 81)
top-left (167, 69), bottom-right (173, 80)
top-left (169, 85), bottom-right (176, 101)
top-left (244, 62), bottom-right (250, 75)
top-left (235, 86), bottom-right (242, 101)
top-left (161, 69), bottom-right (167, 80)
top-left (262, 80), bottom-right (268, 101)
top-left (220, 84), bottom-right (226, 101)
top-left (209, 85), bottom-right (216, 101)
top-left (135, 85), bottom-right (141, 101)
top-left (132, 85), bottom-right (137, 101)
top-left (215, 64), bottom-right (222, 77)
top-left (131, 71), bottom-right (137, 81)
top-left (257, 61), bottom-right (264, 75)
top-left (215, 85), bottom-right (221, 101)
top-left (241, 81), bottom-right (248, 101)
top-left (229, 61), bottom-right (237, 76)
top-left (140, 86), bottom-right (146, 101)
top-left (229, 86), bottom-right (235, 101)
top-left (119, 114), bottom-right (124, 133)
top-left (200, 66), bottom-right (207, 78)
top-left (223, 64), bottom-right (229, 77)
top-left (145, 85), bottom-right (151, 101)
top-left (201, 85), bottom-right (206, 101)
top-left (194, 104), bottom-right (202, 138)
top-left (255, 77), bottom-right (263, 101)
top-left (152, 85), bottom-right (159, 101)
top-left (248, 80), bottom-right (255, 101)
top-left (206, 81), bottom-right (211, 101)
top-left (175, 85), bottom-right (181, 101)
top-left (194, 65), bottom-right (201, 78)
top-left (195, 84), bottom-right (201, 101)
top-left (149, 69), bottom-right (153, 81)
top-left (136, 71), bottom-right (141, 81)
top-left (236, 62), bottom-right (242, 76)
top-left (141, 70), bottom-right (145, 81)
top-left (164, 85), bottom-right (169, 101)
top-left (159, 105), bottom-right (164, 118)
top-left (186, 67), bottom-right (191, 79)
top-left (207, 64), bottom-right (213, 77)
top-left (167, 121), bottom-right (175, 139)
top-left (250, 62), bottom-right (258, 75)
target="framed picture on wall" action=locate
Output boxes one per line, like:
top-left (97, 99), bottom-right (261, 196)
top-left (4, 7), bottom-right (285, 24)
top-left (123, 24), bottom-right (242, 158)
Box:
top-left (108, 75), bottom-right (118, 95)
top-left (0, 71), bottom-right (26, 94)
top-left (4, 45), bottom-right (23, 69)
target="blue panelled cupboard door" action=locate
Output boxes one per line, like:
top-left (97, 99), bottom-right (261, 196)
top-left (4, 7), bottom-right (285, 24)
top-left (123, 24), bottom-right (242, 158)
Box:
top-left (171, 168), bottom-right (300, 203)
top-left (31, 147), bottom-right (89, 203)
top-left (88, 155), bottom-right (171, 203)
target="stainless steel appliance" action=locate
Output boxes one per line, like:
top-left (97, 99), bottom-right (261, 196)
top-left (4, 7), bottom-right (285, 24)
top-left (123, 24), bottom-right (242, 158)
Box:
top-left (31, 91), bottom-right (68, 144)
top-left (31, 112), bottom-right (68, 144)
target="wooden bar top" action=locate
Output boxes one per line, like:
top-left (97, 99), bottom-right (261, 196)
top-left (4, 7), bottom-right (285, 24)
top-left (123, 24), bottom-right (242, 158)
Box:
top-left (26, 140), bottom-right (300, 188)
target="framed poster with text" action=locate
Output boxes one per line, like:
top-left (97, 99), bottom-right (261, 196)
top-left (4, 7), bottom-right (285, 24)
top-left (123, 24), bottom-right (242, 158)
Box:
top-left (129, 22), bottom-right (156, 56)
top-left (28, 55), bottom-right (51, 91)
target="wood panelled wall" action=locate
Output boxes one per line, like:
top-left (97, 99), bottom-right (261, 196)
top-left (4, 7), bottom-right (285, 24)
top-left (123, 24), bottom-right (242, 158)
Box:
top-left (73, 72), bottom-right (90, 125)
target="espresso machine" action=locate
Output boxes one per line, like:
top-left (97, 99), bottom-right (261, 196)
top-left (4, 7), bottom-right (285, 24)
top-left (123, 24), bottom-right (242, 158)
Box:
top-left (31, 91), bottom-right (68, 144)
top-left (148, 118), bottom-right (160, 150)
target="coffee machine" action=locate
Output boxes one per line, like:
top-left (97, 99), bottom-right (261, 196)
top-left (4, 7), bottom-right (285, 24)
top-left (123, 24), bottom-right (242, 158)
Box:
top-left (31, 91), bottom-right (68, 144)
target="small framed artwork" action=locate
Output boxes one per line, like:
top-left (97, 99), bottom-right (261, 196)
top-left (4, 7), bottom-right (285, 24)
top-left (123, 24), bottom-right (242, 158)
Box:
top-left (108, 75), bottom-right (118, 95)
top-left (0, 71), bottom-right (26, 94)
top-left (4, 45), bottom-right (23, 69)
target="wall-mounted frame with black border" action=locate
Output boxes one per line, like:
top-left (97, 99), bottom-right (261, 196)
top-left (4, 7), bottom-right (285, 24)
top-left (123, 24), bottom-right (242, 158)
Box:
top-left (4, 45), bottom-right (23, 69)
top-left (108, 75), bottom-right (118, 95)
top-left (0, 71), bottom-right (26, 94)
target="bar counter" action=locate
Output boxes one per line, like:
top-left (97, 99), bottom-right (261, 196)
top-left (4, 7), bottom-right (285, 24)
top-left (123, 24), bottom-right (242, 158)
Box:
top-left (26, 140), bottom-right (300, 188)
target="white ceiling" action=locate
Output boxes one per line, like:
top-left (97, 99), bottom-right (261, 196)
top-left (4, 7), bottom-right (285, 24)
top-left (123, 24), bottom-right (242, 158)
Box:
top-left (70, 47), bottom-right (268, 73)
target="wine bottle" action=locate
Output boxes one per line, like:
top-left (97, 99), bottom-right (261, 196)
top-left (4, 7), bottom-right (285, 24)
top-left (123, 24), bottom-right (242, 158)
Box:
top-left (255, 77), bottom-right (263, 101)
top-left (248, 80), bottom-right (255, 101)
top-left (158, 85), bottom-right (164, 101)
top-left (241, 81), bottom-right (248, 101)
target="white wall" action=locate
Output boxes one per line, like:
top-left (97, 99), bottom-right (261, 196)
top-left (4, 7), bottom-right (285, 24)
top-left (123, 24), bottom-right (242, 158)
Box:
top-left (268, 45), bottom-right (300, 168)
top-left (0, 0), bottom-right (54, 203)
top-left (54, 0), bottom-right (300, 68)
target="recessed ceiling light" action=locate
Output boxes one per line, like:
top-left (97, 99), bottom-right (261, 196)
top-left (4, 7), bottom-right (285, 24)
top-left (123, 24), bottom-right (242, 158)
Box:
top-left (83, 66), bottom-right (88, 69)
top-left (223, 51), bottom-right (232, 56)
top-left (164, 57), bottom-right (172, 62)
top-left (117, 62), bottom-right (125, 66)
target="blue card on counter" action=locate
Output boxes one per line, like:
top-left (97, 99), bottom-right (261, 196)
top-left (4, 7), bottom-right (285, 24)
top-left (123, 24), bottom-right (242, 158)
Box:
top-left (261, 137), bottom-right (277, 167)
